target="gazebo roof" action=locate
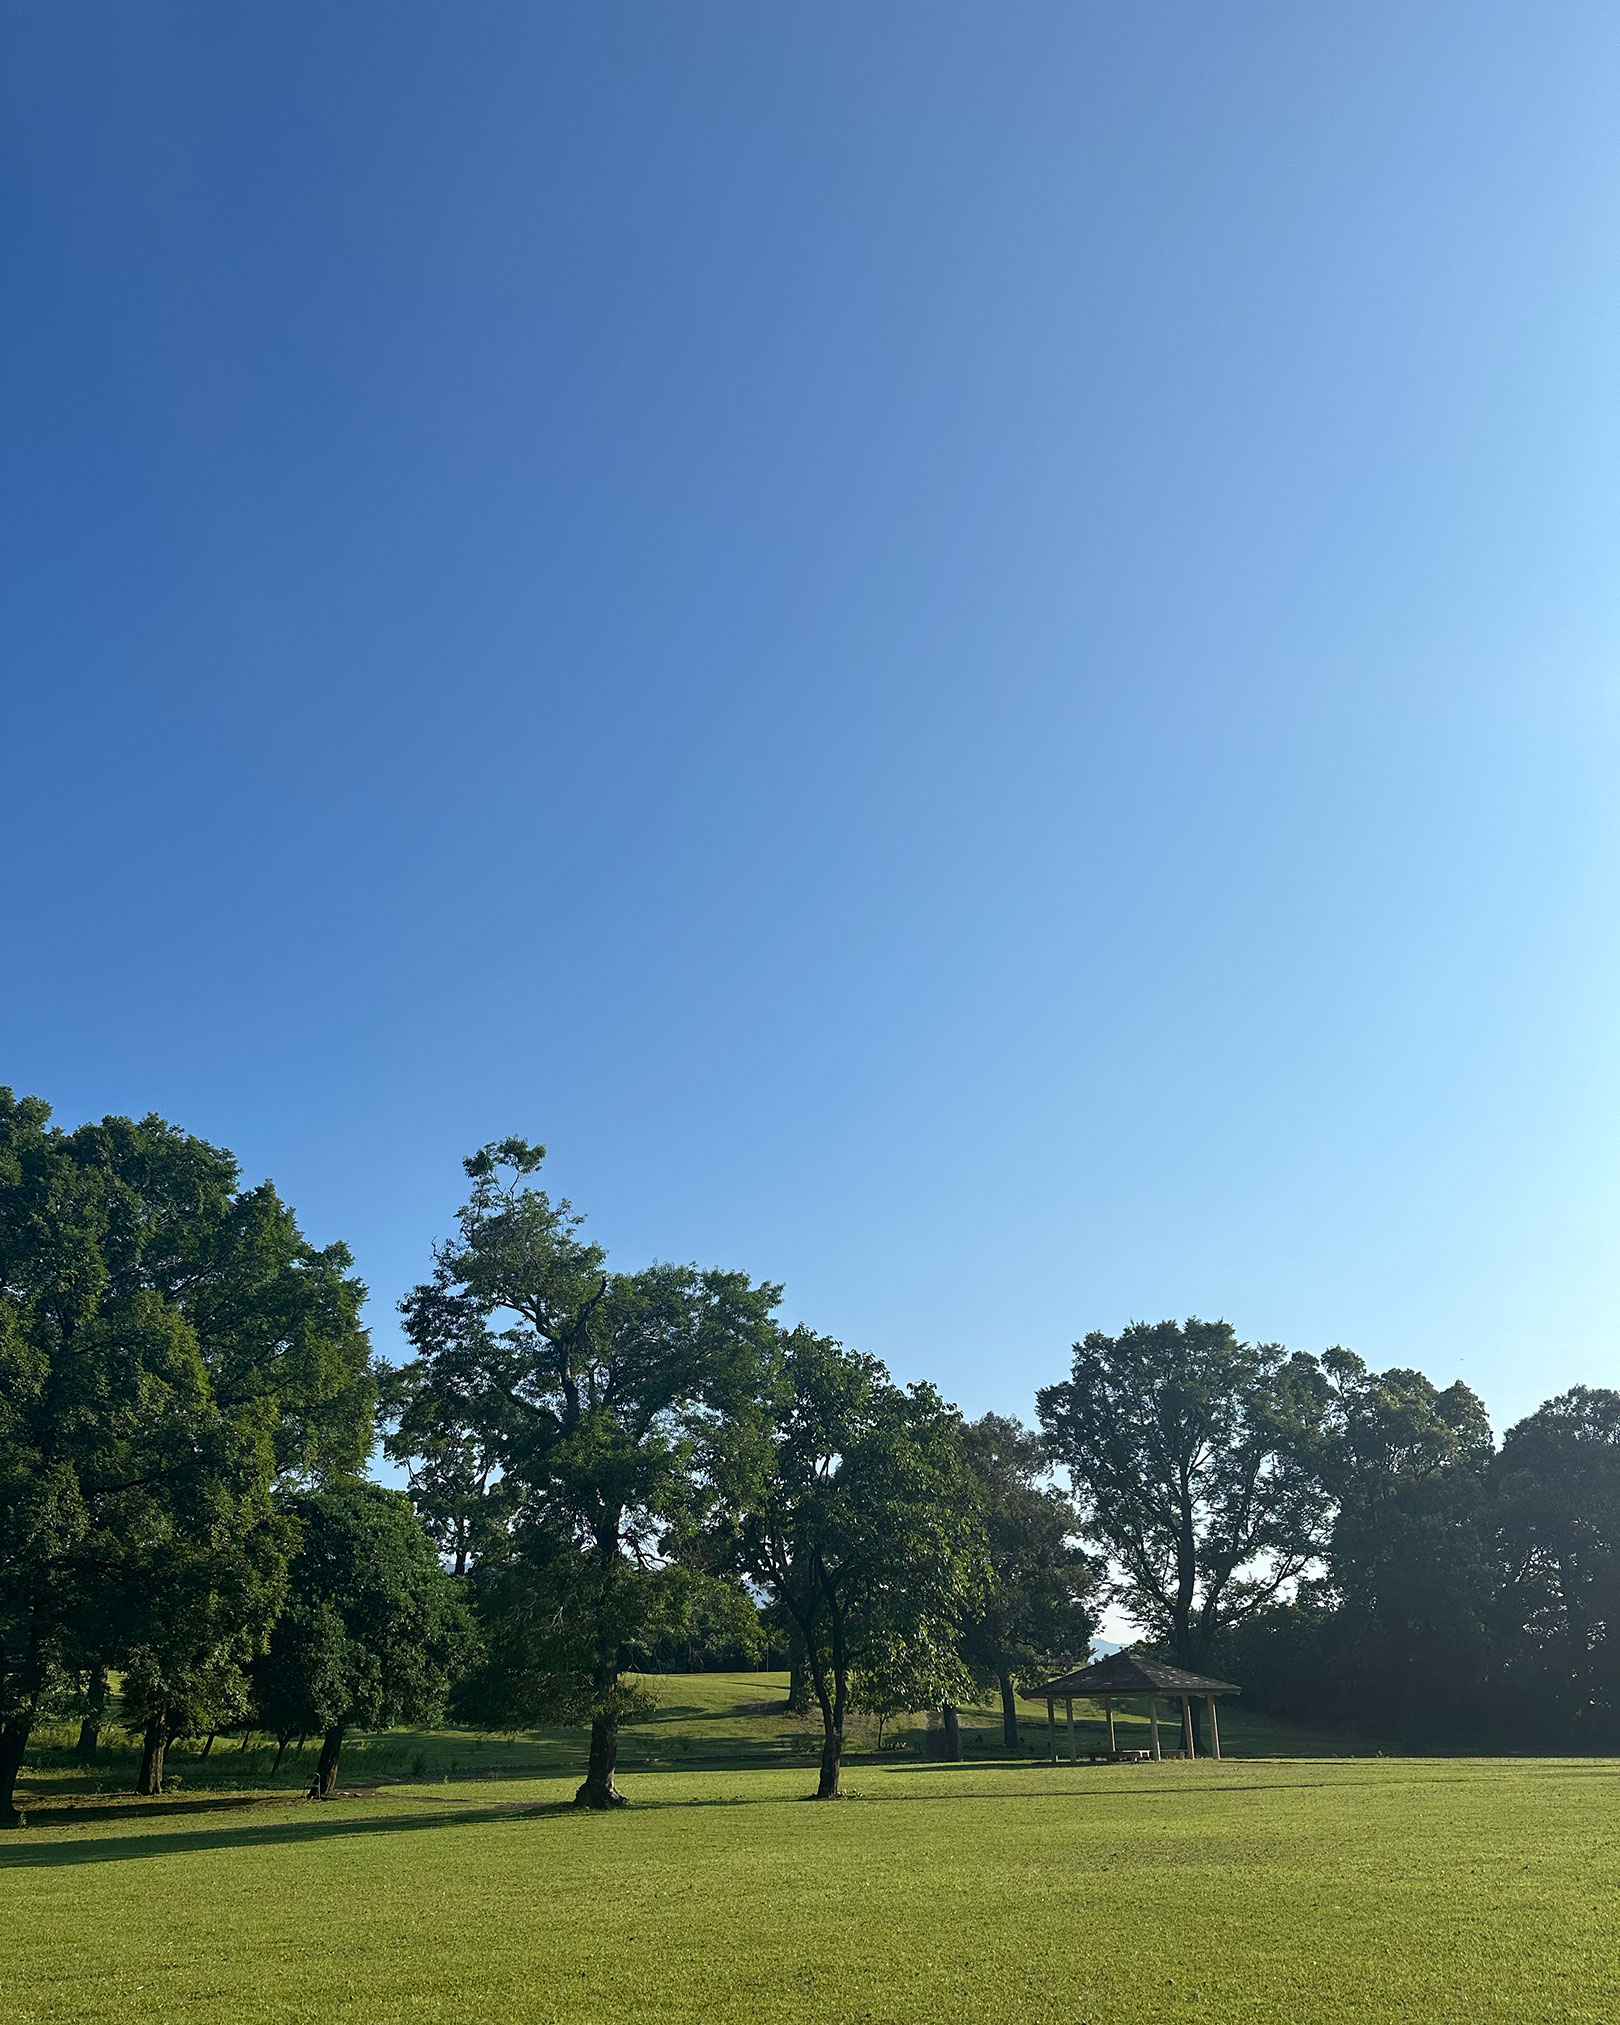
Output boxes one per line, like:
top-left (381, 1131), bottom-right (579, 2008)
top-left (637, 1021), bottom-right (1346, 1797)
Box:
top-left (1025, 1649), bottom-right (1240, 1700)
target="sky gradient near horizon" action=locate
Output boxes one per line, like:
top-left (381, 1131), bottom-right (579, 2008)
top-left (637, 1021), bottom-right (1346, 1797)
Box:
top-left (6, 4), bottom-right (1620, 1439)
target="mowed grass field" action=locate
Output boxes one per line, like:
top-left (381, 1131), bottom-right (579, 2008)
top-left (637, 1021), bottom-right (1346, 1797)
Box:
top-left (6, 1674), bottom-right (1619, 2025)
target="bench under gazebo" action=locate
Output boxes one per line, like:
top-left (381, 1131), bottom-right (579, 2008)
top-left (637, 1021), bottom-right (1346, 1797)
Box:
top-left (1025, 1649), bottom-right (1239, 1763)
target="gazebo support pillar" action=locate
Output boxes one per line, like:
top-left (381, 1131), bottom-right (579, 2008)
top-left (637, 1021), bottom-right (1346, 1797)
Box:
top-left (1046, 1698), bottom-right (1056, 1763)
top-left (1105, 1700), bottom-right (1117, 1755)
top-left (1206, 1694), bottom-right (1221, 1760)
top-left (1181, 1694), bottom-right (1195, 1759)
top-left (1066, 1698), bottom-right (1076, 1764)
top-left (1148, 1698), bottom-right (1161, 1761)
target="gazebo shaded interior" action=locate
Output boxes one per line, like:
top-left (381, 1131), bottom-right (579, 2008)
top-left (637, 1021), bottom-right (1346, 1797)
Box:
top-left (1024, 1649), bottom-right (1240, 1763)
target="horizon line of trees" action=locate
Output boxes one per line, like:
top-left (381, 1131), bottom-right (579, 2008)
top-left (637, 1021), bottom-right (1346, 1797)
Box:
top-left (6, 1088), bottom-right (1618, 1826)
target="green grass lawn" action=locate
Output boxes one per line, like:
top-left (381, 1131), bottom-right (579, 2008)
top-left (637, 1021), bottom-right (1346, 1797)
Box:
top-left (6, 1673), bottom-right (1617, 2023)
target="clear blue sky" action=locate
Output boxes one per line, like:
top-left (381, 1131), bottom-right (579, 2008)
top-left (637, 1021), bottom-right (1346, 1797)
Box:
top-left (6, 4), bottom-right (1619, 1438)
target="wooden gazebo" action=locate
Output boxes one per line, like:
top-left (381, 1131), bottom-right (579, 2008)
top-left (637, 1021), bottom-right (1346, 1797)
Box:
top-left (1025, 1649), bottom-right (1239, 1763)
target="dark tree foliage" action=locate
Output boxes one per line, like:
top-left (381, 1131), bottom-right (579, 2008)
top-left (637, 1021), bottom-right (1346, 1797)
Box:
top-left (449, 1535), bottom-right (754, 1727)
top-left (0, 1092), bottom-right (371, 1825)
top-left (1214, 1353), bottom-right (1497, 1744)
top-left (252, 1482), bottom-right (477, 1795)
top-left (721, 1327), bottom-right (987, 1799)
top-left (446, 1519), bottom-right (598, 1732)
top-left (956, 1414), bottom-right (1101, 1746)
top-left (390, 1140), bottom-right (780, 1807)
top-left (1493, 1388), bottom-right (1620, 1742)
top-left (1038, 1319), bottom-right (1327, 1673)
top-left (1316, 1350), bottom-right (1494, 1495)
top-left (626, 1571), bottom-right (765, 1674)
top-left (1318, 1352), bottom-right (1495, 1738)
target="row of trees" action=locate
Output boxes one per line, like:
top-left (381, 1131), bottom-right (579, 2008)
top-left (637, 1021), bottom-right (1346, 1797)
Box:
top-left (1037, 1319), bottom-right (1620, 1750)
top-left (10, 1090), bottom-right (1619, 1824)
top-left (2, 1102), bottom-right (1096, 1822)
top-left (380, 1139), bottom-right (1094, 1803)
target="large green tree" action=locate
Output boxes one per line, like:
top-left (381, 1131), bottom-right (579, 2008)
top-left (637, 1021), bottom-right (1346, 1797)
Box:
top-left (1298, 1352), bottom-right (1494, 1739)
top-left (392, 1140), bottom-right (779, 1807)
top-left (0, 1090), bottom-right (372, 1826)
top-left (723, 1328), bottom-right (987, 1798)
top-left (1321, 1355), bottom-right (1494, 1664)
top-left (957, 1413), bottom-right (1100, 1746)
top-left (1493, 1387), bottom-right (1620, 1741)
top-left (1037, 1318), bottom-right (1327, 1675)
top-left (1208, 1353), bottom-right (1496, 1743)
top-left (119, 1485), bottom-right (291, 1794)
top-left (252, 1482), bottom-right (477, 1795)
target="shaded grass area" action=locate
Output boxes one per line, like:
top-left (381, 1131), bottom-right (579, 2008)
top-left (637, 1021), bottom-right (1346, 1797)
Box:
top-left (16, 1669), bottom-right (1372, 1813)
top-left (7, 1709), bottom-right (1620, 2023)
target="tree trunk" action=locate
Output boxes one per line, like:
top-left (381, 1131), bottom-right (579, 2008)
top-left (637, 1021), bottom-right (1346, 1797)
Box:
top-left (812, 1656), bottom-right (849, 1798)
top-left (314, 1723), bottom-right (346, 1797)
top-left (816, 1717), bottom-right (844, 1798)
top-left (999, 1671), bottom-right (1019, 1748)
top-left (75, 1666), bottom-right (110, 1764)
top-left (137, 1720), bottom-right (168, 1796)
top-left (2, 1613), bottom-right (47, 1827)
top-left (200, 1732), bottom-right (215, 1760)
top-left (575, 1708), bottom-right (625, 1809)
top-left (787, 1653), bottom-right (811, 1713)
top-left (941, 1702), bottom-right (962, 1761)
top-left (0, 1712), bottom-right (33, 1829)
top-left (575, 1539), bottom-right (628, 1809)
top-left (272, 1732), bottom-right (290, 1775)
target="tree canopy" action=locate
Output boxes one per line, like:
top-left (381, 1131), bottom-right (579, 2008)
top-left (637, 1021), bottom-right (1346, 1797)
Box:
top-left (1493, 1387), bottom-right (1620, 1741)
top-left (0, 1090), bottom-right (373, 1823)
top-left (1037, 1318), bottom-right (1325, 1672)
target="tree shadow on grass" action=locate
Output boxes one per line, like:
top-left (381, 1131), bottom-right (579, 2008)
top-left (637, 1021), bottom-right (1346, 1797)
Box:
top-left (12, 1758), bottom-right (1614, 1869)
top-left (0, 1800), bottom-right (575, 1870)
top-left (4, 1781), bottom-right (1260, 1863)
top-left (10, 1790), bottom-right (390, 1829)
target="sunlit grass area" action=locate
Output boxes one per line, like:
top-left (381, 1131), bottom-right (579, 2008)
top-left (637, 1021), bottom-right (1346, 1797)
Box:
top-left (7, 1674), bottom-right (1617, 2024)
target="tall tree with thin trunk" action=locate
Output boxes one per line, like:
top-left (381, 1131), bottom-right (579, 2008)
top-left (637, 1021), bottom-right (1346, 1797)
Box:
top-left (956, 1414), bottom-right (1100, 1747)
top-left (394, 1140), bottom-right (780, 1808)
top-left (721, 1328), bottom-right (987, 1798)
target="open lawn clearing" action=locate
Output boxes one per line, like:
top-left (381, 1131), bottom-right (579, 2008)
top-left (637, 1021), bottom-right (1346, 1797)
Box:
top-left (6, 1735), bottom-right (1620, 2022)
